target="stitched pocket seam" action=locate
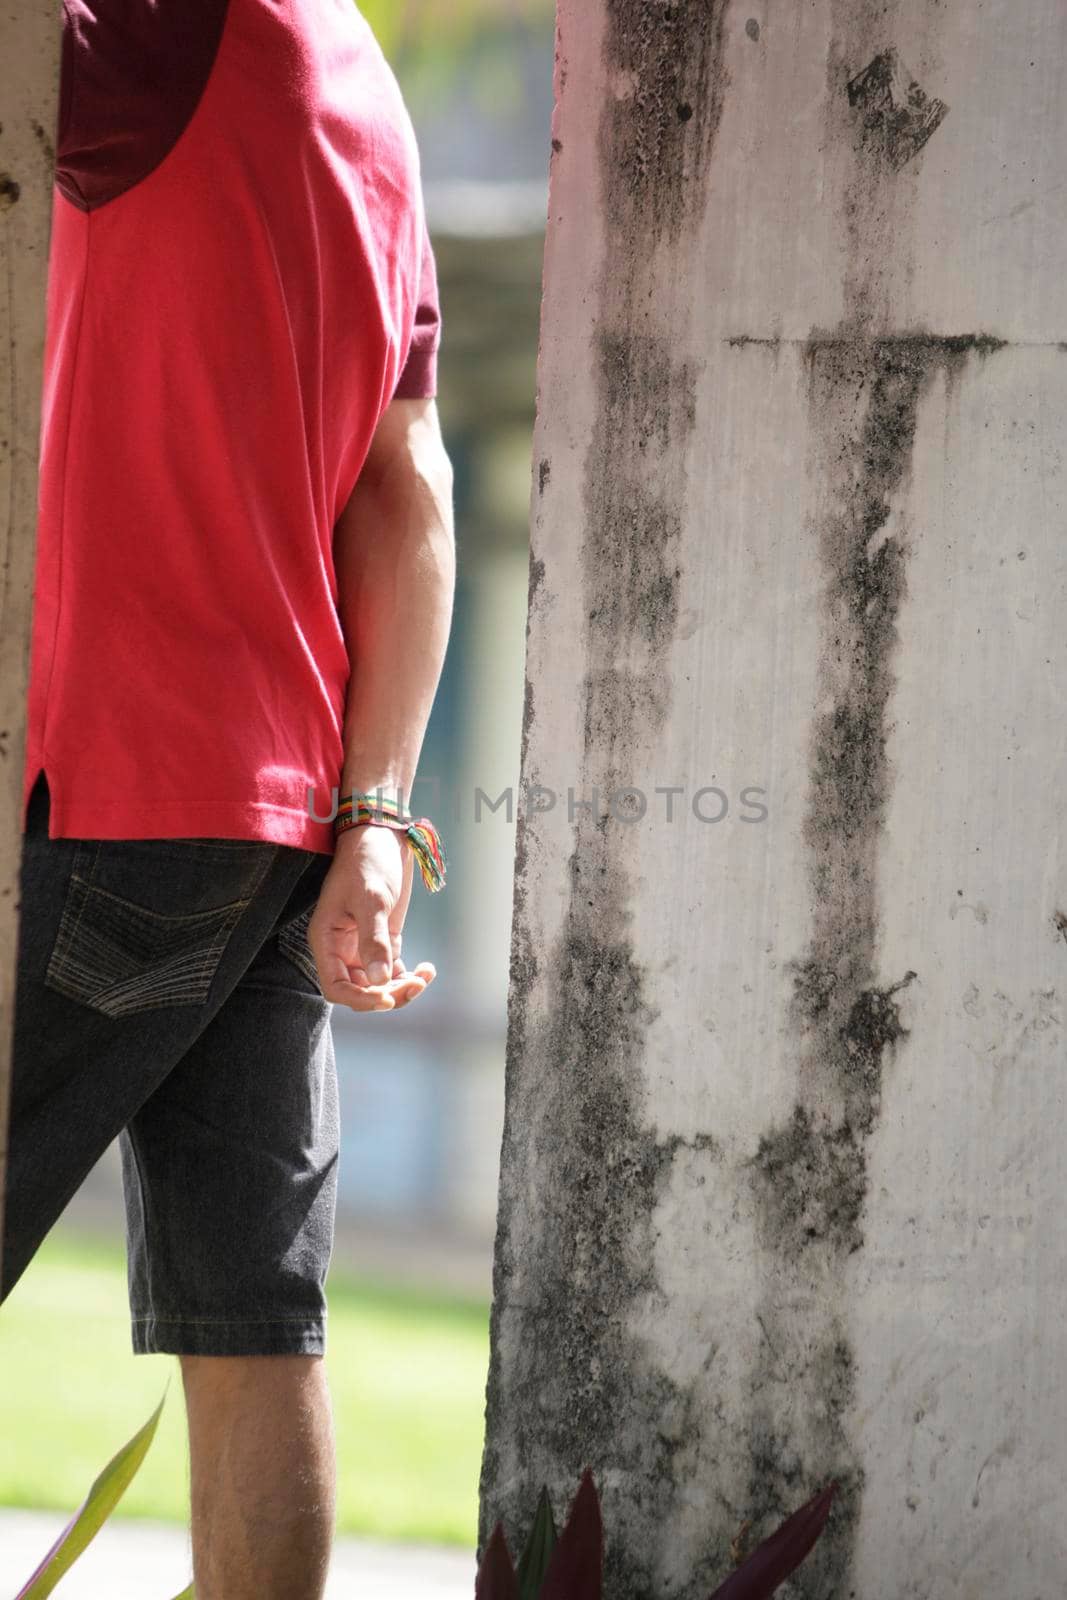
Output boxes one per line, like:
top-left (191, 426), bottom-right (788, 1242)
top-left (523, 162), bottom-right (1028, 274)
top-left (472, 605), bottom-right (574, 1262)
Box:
top-left (277, 905), bottom-right (323, 995)
top-left (43, 848), bottom-right (264, 1019)
top-left (45, 843), bottom-right (102, 991)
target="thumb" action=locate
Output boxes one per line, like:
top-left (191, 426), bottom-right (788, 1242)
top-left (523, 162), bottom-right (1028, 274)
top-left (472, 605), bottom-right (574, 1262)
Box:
top-left (355, 892), bottom-right (394, 986)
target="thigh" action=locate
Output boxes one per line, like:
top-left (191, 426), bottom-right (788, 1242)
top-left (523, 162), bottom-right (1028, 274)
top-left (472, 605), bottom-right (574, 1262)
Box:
top-left (122, 851), bottom-right (338, 1357)
top-left (2, 773), bottom-right (318, 1302)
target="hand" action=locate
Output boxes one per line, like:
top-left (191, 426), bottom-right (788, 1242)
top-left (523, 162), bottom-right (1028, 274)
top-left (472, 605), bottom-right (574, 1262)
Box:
top-left (307, 824), bottom-right (436, 1012)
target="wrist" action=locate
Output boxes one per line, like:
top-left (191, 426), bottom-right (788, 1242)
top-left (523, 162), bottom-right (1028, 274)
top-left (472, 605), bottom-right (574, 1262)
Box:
top-left (339, 781), bottom-right (411, 810)
top-left (332, 792), bottom-right (447, 893)
top-left (333, 816), bottom-right (401, 847)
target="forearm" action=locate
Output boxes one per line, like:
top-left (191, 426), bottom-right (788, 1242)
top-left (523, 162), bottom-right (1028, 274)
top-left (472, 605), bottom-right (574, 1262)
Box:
top-left (333, 431), bottom-right (455, 809)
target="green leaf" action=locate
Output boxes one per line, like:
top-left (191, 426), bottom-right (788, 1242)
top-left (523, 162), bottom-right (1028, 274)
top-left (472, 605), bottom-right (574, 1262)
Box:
top-left (537, 1469), bottom-right (602, 1600)
top-left (516, 1485), bottom-right (557, 1600)
top-left (15, 1389), bottom-right (169, 1600)
top-left (168, 1587), bottom-right (195, 1599)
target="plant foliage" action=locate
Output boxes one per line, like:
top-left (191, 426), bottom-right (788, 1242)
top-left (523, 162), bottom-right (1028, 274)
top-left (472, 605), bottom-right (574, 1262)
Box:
top-left (477, 1468), bottom-right (837, 1600)
top-left (14, 1392), bottom-right (169, 1599)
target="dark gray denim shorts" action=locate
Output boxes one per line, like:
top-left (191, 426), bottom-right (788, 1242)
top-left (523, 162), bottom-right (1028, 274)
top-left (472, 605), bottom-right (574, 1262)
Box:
top-left (2, 771), bottom-right (338, 1357)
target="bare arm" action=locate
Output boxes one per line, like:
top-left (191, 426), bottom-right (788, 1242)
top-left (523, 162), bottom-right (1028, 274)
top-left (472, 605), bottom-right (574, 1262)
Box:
top-left (334, 396), bottom-right (455, 799)
top-left (309, 396), bottom-right (456, 1012)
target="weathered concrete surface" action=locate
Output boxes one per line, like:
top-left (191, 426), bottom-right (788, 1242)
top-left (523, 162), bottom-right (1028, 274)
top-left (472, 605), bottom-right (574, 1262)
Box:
top-left (0, 5), bottom-right (61, 1284)
top-left (479, 2), bottom-right (1067, 1596)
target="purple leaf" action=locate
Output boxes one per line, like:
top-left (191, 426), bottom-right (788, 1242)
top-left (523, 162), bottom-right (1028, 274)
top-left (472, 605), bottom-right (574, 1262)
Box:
top-left (538, 1467), bottom-right (603, 1600)
top-left (476, 1522), bottom-right (520, 1600)
top-left (707, 1483), bottom-right (837, 1600)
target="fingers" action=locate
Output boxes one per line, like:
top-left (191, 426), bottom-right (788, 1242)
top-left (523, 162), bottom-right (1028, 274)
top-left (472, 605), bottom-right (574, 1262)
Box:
top-left (319, 952), bottom-right (395, 1010)
top-left (326, 980), bottom-right (396, 1011)
top-left (321, 960), bottom-right (437, 1013)
top-left (387, 961), bottom-right (436, 1009)
top-left (354, 885), bottom-right (394, 985)
top-left (321, 979), bottom-right (393, 1010)
top-left (386, 962), bottom-right (436, 1010)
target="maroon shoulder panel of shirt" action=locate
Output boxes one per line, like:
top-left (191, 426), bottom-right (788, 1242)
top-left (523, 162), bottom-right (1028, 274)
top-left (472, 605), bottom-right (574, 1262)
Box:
top-left (54, 1), bottom-right (441, 394)
top-left (58, 0), bottom-right (231, 212)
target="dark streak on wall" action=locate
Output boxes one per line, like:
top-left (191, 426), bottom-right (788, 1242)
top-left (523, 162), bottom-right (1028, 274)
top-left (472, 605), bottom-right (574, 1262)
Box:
top-left (727, 8), bottom-right (997, 1592)
top-left (485, 841), bottom-right (731, 1594)
top-left (601, 0), bottom-right (730, 248)
top-left (742, 1318), bottom-right (859, 1580)
top-left (479, 1), bottom-right (731, 1587)
top-left (507, 556), bottom-right (548, 1073)
top-left (741, 326), bottom-right (1003, 1594)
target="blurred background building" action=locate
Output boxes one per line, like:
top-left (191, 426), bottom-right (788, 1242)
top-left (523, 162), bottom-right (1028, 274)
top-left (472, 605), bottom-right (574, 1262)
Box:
top-left (67, 2), bottom-right (555, 1302)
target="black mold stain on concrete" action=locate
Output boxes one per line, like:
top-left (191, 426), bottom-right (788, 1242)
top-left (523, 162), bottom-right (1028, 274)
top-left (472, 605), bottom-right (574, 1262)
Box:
top-left (745, 17), bottom-right (761, 41)
top-left (31, 118), bottom-right (55, 170)
top-left (743, 1323), bottom-right (863, 1588)
top-left (748, 1105), bottom-right (868, 1257)
top-left (479, 6), bottom-right (732, 1590)
top-left (538, 456), bottom-right (551, 495)
top-left (598, 0), bottom-right (730, 249)
top-left (737, 329), bottom-right (1004, 1596)
top-left (799, 331), bottom-right (1005, 907)
top-left (583, 666), bottom-right (671, 757)
top-left (727, 333), bottom-right (1006, 356)
top-left (479, 335), bottom-right (704, 1581)
top-left (839, 972), bottom-right (917, 1129)
top-left (505, 819), bottom-right (537, 1055)
top-left (519, 678), bottom-right (536, 793)
top-left (518, 558), bottom-right (546, 783)
top-left (748, 971), bottom-right (917, 1257)
top-left (528, 553), bottom-right (546, 610)
top-left (582, 331), bottom-right (695, 658)
top-left (517, 552), bottom-right (547, 797)
top-left (727, 334), bottom-right (781, 348)
top-left (828, 22), bottom-right (952, 333)
top-left (847, 48), bottom-right (948, 171)
top-left (511, 553), bottom-right (545, 939)
top-left (1053, 910), bottom-right (1067, 945)
top-left (480, 839), bottom-right (730, 1595)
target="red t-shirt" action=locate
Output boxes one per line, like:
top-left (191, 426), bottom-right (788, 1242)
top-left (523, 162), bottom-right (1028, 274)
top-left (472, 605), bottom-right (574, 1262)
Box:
top-left (21, 0), bottom-right (441, 855)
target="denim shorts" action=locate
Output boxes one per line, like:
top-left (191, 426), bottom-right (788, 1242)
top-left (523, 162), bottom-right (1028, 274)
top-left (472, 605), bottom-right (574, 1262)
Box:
top-left (1, 771), bottom-right (338, 1356)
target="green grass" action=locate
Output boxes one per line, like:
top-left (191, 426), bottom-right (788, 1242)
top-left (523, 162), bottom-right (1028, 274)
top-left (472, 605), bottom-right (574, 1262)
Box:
top-left (0, 1226), bottom-right (490, 1545)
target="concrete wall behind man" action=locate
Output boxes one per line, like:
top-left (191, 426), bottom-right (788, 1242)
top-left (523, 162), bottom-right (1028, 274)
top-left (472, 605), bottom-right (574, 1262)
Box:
top-left (479, 2), bottom-right (1067, 1595)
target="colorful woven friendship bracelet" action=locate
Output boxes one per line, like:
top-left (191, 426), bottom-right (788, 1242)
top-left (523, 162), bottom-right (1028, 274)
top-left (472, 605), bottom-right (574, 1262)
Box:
top-left (334, 793), bottom-right (446, 893)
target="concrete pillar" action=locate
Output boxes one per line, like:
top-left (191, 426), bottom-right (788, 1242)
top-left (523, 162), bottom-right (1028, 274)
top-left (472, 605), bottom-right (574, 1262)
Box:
top-left (479, 3), bottom-right (1067, 1595)
top-left (0, 7), bottom-right (60, 1282)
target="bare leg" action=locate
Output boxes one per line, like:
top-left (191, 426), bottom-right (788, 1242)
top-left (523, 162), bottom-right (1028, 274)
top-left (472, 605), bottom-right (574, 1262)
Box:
top-left (180, 1354), bottom-right (336, 1600)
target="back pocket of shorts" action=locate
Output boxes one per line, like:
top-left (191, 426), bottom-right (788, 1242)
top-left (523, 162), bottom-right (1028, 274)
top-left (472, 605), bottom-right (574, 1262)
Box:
top-left (44, 848), bottom-right (252, 1020)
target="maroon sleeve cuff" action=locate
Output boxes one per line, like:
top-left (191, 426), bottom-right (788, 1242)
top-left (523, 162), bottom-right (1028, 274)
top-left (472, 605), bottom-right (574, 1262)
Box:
top-left (393, 346), bottom-right (438, 400)
top-left (392, 213), bottom-right (441, 400)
